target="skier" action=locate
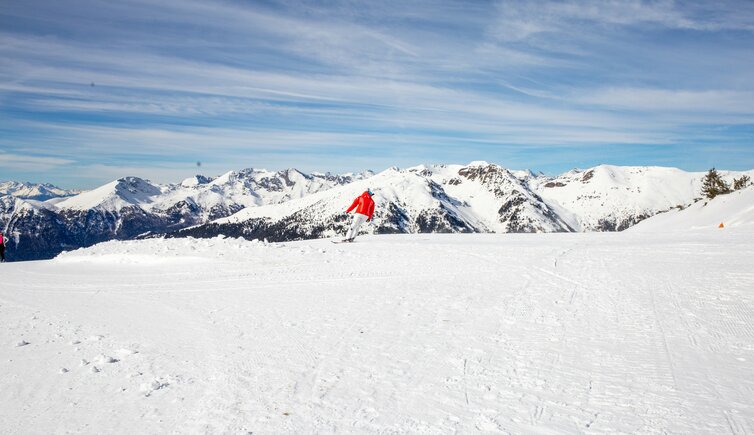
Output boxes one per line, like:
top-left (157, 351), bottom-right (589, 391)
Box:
top-left (0, 231), bottom-right (6, 263)
top-left (343, 189), bottom-right (375, 242)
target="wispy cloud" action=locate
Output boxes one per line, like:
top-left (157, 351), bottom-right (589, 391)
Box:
top-left (1, 0), bottom-right (753, 187)
top-left (0, 152), bottom-right (74, 172)
top-left (491, 0), bottom-right (754, 42)
top-left (576, 88), bottom-right (754, 114)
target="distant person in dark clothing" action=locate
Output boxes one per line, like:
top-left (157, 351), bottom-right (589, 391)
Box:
top-left (0, 231), bottom-right (6, 262)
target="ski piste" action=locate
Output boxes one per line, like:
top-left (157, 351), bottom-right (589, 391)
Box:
top-left (4, 231), bottom-right (754, 433)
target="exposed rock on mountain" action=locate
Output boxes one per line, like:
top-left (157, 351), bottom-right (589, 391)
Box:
top-left (3, 163), bottom-right (753, 261)
top-left (1, 169), bottom-right (370, 260)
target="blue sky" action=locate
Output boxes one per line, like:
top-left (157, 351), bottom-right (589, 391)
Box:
top-left (1, 0), bottom-right (753, 188)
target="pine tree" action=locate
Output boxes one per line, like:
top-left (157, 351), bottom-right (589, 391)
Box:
top-left (701, 168), bottom-right (731, 199)
top-left (733, 175), bottom-right (751, 191)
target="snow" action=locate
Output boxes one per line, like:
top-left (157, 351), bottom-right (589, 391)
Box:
top-left (180, 175), bottom-right (212, 187)
top-left (49, 168), bottom-right (368, 217)
top-left (529, 165), bottom-right (754, 231)
top-left (217, 163), bottom-right (570, 233)
top-left (213, 163), bottom-right (754, 237)
top-left (210, 170), bottom-right (238, 186)
top-left (2, 231), bottom-right (753, 433)
top-left (56, 236), bottom-right (279, 264)
top-left (216, 170), bottom-right (394, 222)
top-left (631, 187), bottom-right (754, 232)
top-left (0, 181), bottom-right (78, 201)
top-left (55, 178), bottom-right (164, 211)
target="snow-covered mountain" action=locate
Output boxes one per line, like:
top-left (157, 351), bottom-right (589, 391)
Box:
top-left (175, 162), bottom-right (753, 242)
top-left (529, 165), bottom-right (751, 231)
top-left (0, 181), bottom-right (78, 201)
top-left (54, 168), bottom-right (373, 217)
top-left (173, 163), bottom-right (573, 242)
top-left (0, 168), bottom-right (371, 260)
top-left (3, 163), bottom-right (752, 260)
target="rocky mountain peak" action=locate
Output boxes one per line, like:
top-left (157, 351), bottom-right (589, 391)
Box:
top-left (4, 164), bottom-right (753, 261)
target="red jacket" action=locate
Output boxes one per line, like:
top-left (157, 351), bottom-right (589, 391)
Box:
top-left (347, 192), bottom-right (375, 220)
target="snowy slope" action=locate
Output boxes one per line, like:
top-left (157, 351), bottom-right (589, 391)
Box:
top-left (631, 187), bottom-right (754, 232)
top-left (528, 165), bottom-right (754, 231)
top-left (55, 177), bottom-right (165, 211)
top-left (2, 232), bottom-right (753, 433)
top-left (439, 163), bottom-right (571, 232)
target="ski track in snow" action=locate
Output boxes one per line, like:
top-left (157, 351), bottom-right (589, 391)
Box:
top-left (1, 233), bottom-right (753, 434)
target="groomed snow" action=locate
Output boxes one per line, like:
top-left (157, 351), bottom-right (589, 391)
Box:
top-left (2, 232), bottom-right (753, 433)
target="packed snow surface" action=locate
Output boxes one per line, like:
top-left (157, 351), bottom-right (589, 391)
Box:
top-left (2, 231), bottom-right (753, 433)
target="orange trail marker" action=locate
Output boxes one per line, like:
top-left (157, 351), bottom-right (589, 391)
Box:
top-left (719, 223), bottom-right (725, 228)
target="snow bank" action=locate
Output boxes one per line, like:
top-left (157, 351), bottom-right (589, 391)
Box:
top-left (630, 187), bottom-right (754, 233)
top-left (55, 236), bottom-right (283, 264)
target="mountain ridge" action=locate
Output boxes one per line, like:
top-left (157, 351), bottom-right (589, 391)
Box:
top-left (2, 163), bottom-right (752, 261)
top-left (0, 181), bottom-right (79, 201)
top-left (0, 168), bottom-right (371, 260)
top-left (172, 163), bottom-right (753, 242)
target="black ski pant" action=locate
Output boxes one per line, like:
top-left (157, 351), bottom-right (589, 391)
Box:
top-left (0, 245), bottom-right (4, 262)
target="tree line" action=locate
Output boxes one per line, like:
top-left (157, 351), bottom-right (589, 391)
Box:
top-left (702, 168), bottom-right (751, 199)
